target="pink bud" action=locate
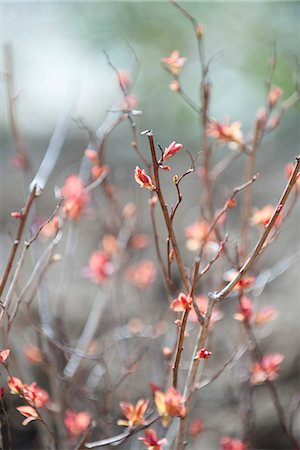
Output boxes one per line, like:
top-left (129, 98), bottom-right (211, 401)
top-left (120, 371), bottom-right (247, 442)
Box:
top-left (11, 211), bottom-right (22, 219)
top-left (163, 141), bottom-right (183, 161)
top-left (160, 165), bottom-right (171, 171)
top-left (268, 86), bottom-right (282, 108)
top-left (117, 70), bottom-right (130, 90)
top-left (169, 80), bottom-right (180, 92)
top-left (195, 348), bottom-right (212, 359)
top-left (226, 198), bottom-right (237, 209)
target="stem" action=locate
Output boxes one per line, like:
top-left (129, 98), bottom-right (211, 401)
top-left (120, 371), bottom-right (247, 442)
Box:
top-left (172, 310), bottom-right (189, 389)
top-left (0, 185), bottom-right (37, 299)
top-left (176, 296), bottom-right (216, 450)
top-left (214, 155), bottom-right (300, 302)
top-left (201, 82), bottom-right (213, 217)
top-left (240, 120), bottom-right (263, 259)
top-left (146, 132), bottom-right (190, 292)
top-left (176, 155), bottom-right (300, 449)
top-left (172, 244), bottom-right (213, 390)
top-left (146, 131), bottom-right (193, 389)
top-left (149, 194), bottom-right (174, 294)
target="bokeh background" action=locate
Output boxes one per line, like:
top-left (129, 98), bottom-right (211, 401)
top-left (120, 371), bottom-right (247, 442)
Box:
top-left (1, 2), bottom-right (300, 449)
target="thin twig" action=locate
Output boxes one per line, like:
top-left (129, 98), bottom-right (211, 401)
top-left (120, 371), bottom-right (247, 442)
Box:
top-left (0, 185), bottom-right (38, 299)
top-left (196, 345), bottom-right (248, 390)
top-left (85, 415), bottom-right (160, 448)
top-left (149, 195), bottom-right (174, 294)
top-left (199, 234), bottom-right (228, 277)
top-left (170, 151), bottom-right (199, 222)
top-left (145, 131), bottom-right (190, 292)
top-left (103, 49), bottom-right (149, 168)
top-left (213, 155), bottom-right (300, 302)
top-left (4, 44), bottom-right (29, 171)
top-left (240, 116), bottom-right (265, 260)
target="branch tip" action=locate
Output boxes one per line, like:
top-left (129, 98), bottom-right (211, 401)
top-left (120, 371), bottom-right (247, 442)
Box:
top-left (141, 129), bottom-right (153, 136)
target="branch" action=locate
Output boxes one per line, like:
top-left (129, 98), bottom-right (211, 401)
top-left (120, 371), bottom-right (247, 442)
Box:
top-left (85, 415), bottom-right (159, 448)
top-left (195, 345), bottom-right (247, 390)
top-left (4, 43), bottom-right (29, 171)
top-left (145, 131), bottom-right (190, 292)
top-left (103, 49), bottom-right (150, 169)
top-left (240, 115), bottom-right (265, 260)
top-left (170, 151), bottom-right (199, 222)
top-left (172, 175), bottom-right (257, 390)
top-left (172, 239), bottom-right (212, 389)
top-left (176, 155), bottom-right (300, 450)
top-left (0, 185), bottom-right (38, 299)
top-left (213, 154), bottom-right (300, 302)
top-left (149, 195), bottom-right (174, 294)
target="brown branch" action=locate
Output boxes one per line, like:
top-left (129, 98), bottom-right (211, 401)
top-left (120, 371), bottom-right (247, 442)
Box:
top-left (239, 73), bottom-right (300, 259)
top-left (171, 0), bottom-right (206, 73)
top-left (172, 309), bottom-right (190, 389)
top-left (171, 1), bottom-right (212, 220)
top-left (149, 195), bottom-right (174, 294)
top-left (145, 131), bottom-right (203, 391)
top-left (176, 295), bottom-right (216, 450)
top-left (239, 51), bottom-right (292, 258)
top-left (171, 178), bottom-right (184, 223)
top-left (213, 154), bottom-right (300, 302)
top-left (0, 185), bottom-right (38, 299)
top-left (240, 117), bottom-right (265, 260)
top-left (145, 131), bottom-right (190, 292)
top-left (103, 49), bottom-right (150, 168)
top-left (192, 175), bottom-right (258, 296)
top-left (85, 415), bottom-right (160, 448)
top-left (167, 237), bottom-right (172, 283)
top-left (201, 82), bottom-right (213, 216)
top-left (176, 155), bottom-right (300, 450)
top-left (172, 177), bottom-right (256, 390)
top-left (199, 234), bottom-right (228, 277)
top-left (170, 151), bottom-right (198, 222)
top-left (172, 244), bottom-right (213, 390)
top-left (190, 258), bottom-right (205, 324)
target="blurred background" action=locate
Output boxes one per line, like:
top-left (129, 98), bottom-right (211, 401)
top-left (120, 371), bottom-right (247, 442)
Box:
top-left (1, 1), bottom-right (300, 449)
top-left (1, 1), bottom-right (299, 162)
